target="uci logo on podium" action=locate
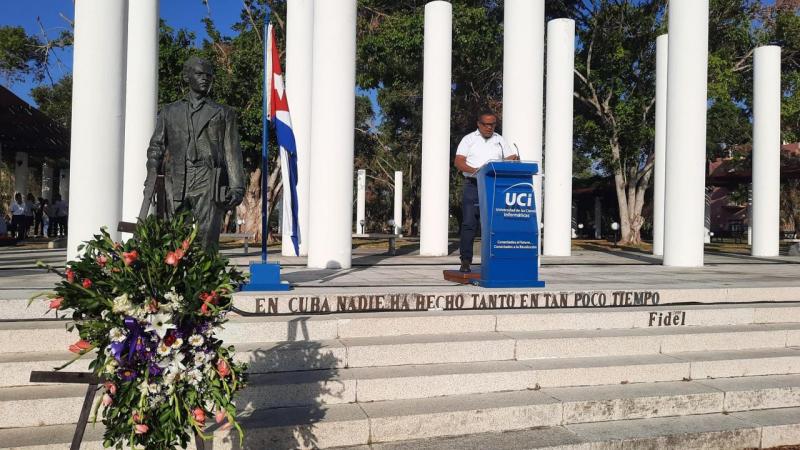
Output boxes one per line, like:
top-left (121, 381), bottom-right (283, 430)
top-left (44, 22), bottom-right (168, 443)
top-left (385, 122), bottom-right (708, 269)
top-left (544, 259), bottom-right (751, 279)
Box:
top-left (504, 182), bottom-right (535, 208)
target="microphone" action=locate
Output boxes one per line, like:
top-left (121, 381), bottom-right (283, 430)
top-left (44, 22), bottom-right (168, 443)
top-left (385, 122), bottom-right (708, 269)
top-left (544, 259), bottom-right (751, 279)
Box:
top-left (497, 142), bottom-right (505, 160)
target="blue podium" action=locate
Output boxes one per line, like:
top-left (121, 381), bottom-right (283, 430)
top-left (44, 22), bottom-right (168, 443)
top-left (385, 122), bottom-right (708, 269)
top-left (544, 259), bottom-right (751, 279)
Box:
top-left (476, 161), bottom-right (545, 288)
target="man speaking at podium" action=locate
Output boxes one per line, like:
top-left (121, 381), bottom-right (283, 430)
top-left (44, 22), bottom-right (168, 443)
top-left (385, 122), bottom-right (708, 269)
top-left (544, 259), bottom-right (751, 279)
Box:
top-left (453, 111), bottom-right (519, 273)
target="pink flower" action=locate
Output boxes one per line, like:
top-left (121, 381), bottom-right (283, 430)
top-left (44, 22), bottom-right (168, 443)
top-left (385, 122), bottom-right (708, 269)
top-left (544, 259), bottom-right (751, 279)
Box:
top-left (122, 250), bottom-right (138, 266)
top-left (200, 302), bottom-right (211, 315)
top-left (192, 407), bottom-right (206, 423)
top-left (96, 254), bottom-right (108, 267)
top-left (69, 340), bottom-right (91, 354)
top-left (215, 410), bottom-right (226, 424)
top-left (181, 239), bottom-right (191, 251)
top-left (102, 393), bottom-right (113, 407)
top-left (164, 251), bottom-right (179, 266)
top-left (82, 278), bottom-right (93, 289)
top-left (65, 268), bottom-right (75, 283)
top-left (132, 411), bottom-right (144, 423)
top-left (146, 299), bottom-right (159, 313)
top-left (49, 297), bottom-right (64, 310)
top-left (219, 421), bottom-right (232, 431)
top-left (216, 359), bottom-right (231, 377)
top-left (104, 381), bottom-right (117, 395)
top-left (134, 424), bottom-right (149, 434)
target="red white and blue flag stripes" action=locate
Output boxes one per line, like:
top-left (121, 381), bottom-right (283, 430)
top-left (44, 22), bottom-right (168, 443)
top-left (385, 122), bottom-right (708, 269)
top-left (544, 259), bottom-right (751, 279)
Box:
top-left (266, 22), bottom-right (301, 256)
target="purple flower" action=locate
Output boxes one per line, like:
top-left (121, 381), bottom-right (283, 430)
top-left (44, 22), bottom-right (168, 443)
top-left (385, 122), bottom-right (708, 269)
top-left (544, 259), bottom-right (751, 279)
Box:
top-left (148, 364), bottom-right (162, 377)
top-left (118, 368), bottom-right (138, 381)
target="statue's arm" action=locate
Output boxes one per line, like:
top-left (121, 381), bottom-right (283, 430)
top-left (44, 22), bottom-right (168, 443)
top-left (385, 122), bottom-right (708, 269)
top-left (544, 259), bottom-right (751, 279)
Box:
top-left (146, 109), bottom-right (167, 173)
top-left (224, 107), bottom-right (245, 206)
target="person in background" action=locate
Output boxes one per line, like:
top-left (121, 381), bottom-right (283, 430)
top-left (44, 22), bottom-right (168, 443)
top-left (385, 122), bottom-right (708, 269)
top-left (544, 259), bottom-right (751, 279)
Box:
top-left (24, 193), bottom-right (36, 238)
top-left (40, 199), bottom-right (50, 237)
top-left (11, 193), bottom-right (26, 240)
top-left (34, 197), bottom-right (44, 237)
top-left (52, 194), bottom-right (68, 237)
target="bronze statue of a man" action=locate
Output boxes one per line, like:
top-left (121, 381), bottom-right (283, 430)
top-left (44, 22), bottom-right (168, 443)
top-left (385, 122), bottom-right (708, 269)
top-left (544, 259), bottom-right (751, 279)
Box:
top-left (141, 56), bottom-right (245, 250)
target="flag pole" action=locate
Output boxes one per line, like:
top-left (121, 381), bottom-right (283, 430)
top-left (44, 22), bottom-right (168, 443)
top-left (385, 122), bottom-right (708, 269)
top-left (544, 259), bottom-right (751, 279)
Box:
top-left (261, 18), bottom-right (270, 264)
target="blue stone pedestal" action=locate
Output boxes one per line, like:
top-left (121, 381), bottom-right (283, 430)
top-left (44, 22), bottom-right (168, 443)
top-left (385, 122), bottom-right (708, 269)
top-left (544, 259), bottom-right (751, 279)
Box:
top-left (241, 262), bottom-right (291, 291)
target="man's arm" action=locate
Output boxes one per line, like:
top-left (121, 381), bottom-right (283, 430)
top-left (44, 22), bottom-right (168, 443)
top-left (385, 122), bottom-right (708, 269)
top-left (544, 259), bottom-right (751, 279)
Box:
top-left (502, 138), bottom-right (519, 160)
top-left (454, 155), bottom-right (479, 175)
top-left (139, 109), bottom-right (167, 219)
top-left (223, 107), bottom-right (245, 208)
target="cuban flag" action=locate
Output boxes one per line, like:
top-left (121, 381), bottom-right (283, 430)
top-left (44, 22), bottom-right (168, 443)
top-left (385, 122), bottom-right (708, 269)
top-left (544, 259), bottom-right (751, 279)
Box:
top-left (266, 23), bottom-right (300, 256)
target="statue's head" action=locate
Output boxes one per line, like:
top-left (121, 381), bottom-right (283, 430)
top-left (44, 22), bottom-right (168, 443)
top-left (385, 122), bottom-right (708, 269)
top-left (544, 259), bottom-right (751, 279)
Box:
top-left (183, 56), bottom-right (214, 97)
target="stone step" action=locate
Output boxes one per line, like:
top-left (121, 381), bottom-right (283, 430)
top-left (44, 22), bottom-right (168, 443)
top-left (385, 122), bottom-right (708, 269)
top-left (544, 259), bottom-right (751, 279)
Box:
top-left (229, 324), bottom-right (800, 372)
top-left (8, 302), bottom-right (800, 340)
top-left (7, 354), bottom-right (800, 429)
top-left (6, 398), bottom-right (800, 448)
top-left (8, 313), bottom-right (800, 364)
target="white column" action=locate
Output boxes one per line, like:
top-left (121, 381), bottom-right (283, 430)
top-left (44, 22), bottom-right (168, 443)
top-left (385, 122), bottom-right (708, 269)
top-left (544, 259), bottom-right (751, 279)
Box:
top-left (356, 169), bottom-right (366, 234)
top-left (752, 45), bottom-right (781, 257)
top-left (503, 0), bottom-right (545, 221)
top-left (419, 1), bottom-right (452, 256)
top-left (663, 0), bottom-right (708, 267)
top-left (307, 0), bottom-right (357, 269)
top-left (652, 34), bottom-right (668, 256)
top-left (285, 0), bottom-right (314, 256)
top-left (121, 0), bottom-right (158, 227)
top-left (59, 169), bottom-right (70, 201)
top-left (394, 170), bottom-right (403, 236)
top-left (543, 18), bottom-right (575, 257)
top-left (68, 0), bottom-right (128, 260)
top-left (41, 162), bottom-right (54, 202)
top-left (14, 152), bottom-right (28, 195)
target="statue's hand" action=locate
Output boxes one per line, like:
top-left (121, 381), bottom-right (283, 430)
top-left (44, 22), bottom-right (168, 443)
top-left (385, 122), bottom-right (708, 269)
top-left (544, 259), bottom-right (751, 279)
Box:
top-left (226, 188), bottom-right (244, 208)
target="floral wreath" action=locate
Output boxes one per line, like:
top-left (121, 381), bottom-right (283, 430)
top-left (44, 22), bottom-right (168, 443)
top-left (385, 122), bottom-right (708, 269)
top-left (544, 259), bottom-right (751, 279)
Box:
top-left (33, 213), bottom-right (247, 449)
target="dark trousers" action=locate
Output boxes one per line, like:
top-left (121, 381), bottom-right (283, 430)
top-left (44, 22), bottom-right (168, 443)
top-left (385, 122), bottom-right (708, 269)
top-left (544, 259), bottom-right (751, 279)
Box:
top-left (11, 215), bottom-right (26, 240)
top-left (173, 164), bottom-right (224, 252)
top-left (459, 178), bottom-right (480, 262)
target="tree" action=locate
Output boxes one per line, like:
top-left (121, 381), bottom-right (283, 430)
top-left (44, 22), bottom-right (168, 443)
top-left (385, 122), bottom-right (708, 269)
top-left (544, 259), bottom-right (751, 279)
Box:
top-left (0, 26), bottom-right (46, 83)
top-left (572, 0), bottom-right (664, 246)
top-left (30, 75), bottom-right (72, 129)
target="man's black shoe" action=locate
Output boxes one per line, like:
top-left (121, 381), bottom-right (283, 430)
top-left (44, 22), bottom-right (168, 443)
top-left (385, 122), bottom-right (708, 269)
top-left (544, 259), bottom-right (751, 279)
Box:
top-left (459, 261), bottom-right (471, 273)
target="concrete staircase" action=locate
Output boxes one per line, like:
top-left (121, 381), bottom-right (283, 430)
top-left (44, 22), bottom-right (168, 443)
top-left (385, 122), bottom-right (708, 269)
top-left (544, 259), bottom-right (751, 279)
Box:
top-left (5, 304), bottom-right (800, 448)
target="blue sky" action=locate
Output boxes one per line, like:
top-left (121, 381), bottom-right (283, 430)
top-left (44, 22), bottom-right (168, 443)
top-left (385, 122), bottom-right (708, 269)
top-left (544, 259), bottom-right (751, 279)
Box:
top-left (2, 0), bottom-right (244, 105)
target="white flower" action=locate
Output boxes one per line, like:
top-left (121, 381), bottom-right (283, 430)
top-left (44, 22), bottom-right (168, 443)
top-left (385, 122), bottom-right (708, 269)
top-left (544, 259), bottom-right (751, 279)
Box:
top-left (150, 394), bottom-right (166, 405)
top-left (108, 328), bottom-right (126, 343)
top-left (186, 369), bottom-right (203, 386)
top-left (157, 343), bottom-right (171, 357)
top-left (163, 289), bottom-right (184, 305)
top-left (112, 293), bottom-right (134, 315)
top-left (138, 381), bottom-right (150, 396)
top-left (103, 358), bottom-right (118, 374)
top-left (147, 383), bottom-right (160, 394)
top-left (145, 312), bottom-right (176, 339)
top-left (170, 338), bottom-right (184, 349)
top-left (188, 335), bottom-right (204, 347)
top-left (193, 352), bottom-right (207, 367)
top-left (163, 372), bottom-right (176, 386)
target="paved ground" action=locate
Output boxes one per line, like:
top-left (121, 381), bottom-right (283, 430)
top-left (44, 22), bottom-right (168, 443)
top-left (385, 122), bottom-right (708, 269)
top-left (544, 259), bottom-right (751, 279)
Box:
top-left (1, 240), bottom-right (798, 299)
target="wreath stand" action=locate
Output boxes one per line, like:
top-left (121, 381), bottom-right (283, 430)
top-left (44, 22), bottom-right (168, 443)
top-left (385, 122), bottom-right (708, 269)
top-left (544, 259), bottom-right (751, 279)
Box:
top-left (29, 371), bottom-right (208, 450)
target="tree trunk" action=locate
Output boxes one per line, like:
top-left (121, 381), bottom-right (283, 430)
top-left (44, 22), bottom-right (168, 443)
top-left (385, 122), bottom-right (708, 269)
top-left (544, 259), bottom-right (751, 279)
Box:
top-left (236, 163), bottom-right (283, 244)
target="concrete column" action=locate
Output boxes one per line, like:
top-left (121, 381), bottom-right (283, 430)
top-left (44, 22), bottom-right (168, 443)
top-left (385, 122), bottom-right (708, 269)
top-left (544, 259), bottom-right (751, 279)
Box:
top-left (752, 45), bottom-right (782, 257)
top-left (59, 169), bottom-right (70, 201)
top-left (14, 152), bottom-right (28, 195)
top-left (662, 0), bottom-right (708, 267)
top-left (41, 162), bottom-right (53, 202)
top-left (356, 169), bottom-right (366, 234)
top-left (419, 1), bottom-right (452, 256)
top-left (307, 0), bottom-right (357, 269)
top-left (122, 0), bottom-right (158, 227)
top-left (68, 0), bottom-right (128, 260)
top-left (543, 18), bottom-right (575, 257)
top-left (503, 0), bottom-right (545, 224)
top-left (394, 170), bottom-right (403, 236)
top-left (286, 0), bottom-right (314, 256)
top-left (594, 196), bottom-right (602, 239)
top-left (653, 34), bottom-right (668, 256)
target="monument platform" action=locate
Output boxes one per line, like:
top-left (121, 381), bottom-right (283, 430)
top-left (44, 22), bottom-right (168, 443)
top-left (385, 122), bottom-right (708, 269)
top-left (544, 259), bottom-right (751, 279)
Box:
top-left (1, 243), bottom-right (800, 448)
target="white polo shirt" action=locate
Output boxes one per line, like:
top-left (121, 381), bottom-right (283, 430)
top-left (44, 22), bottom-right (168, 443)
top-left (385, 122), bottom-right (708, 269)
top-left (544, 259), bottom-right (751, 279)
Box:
top-left (456, 130), bottom-right (517, 177)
